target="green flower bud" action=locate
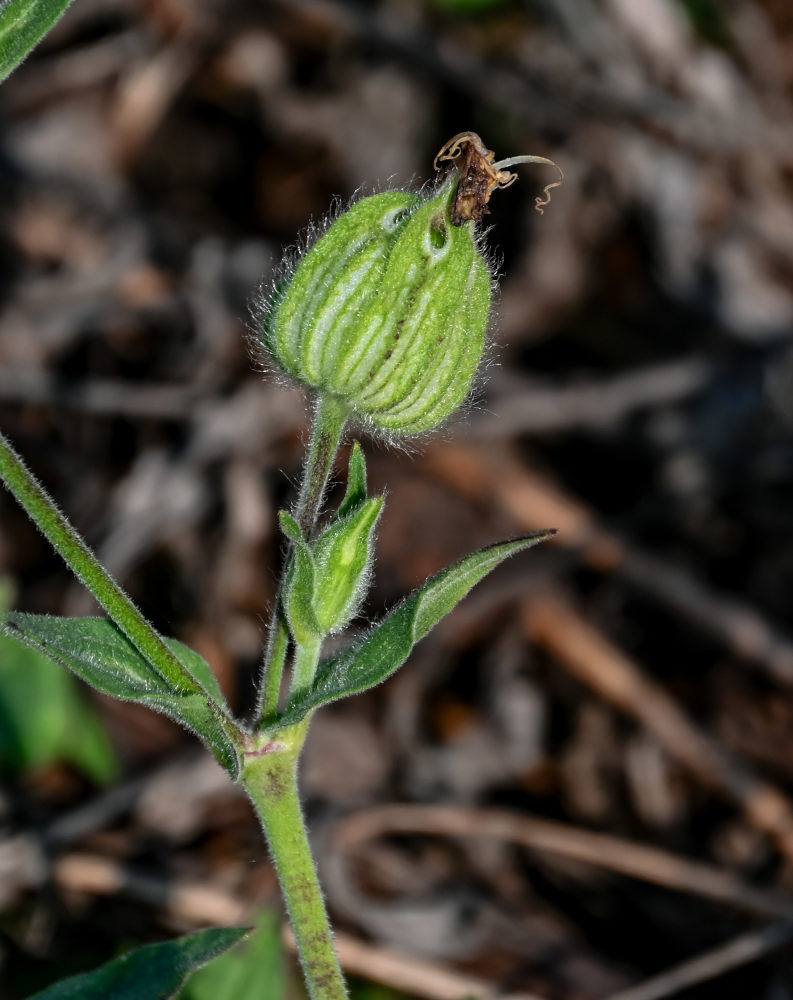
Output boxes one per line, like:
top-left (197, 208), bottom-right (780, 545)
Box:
top-left (261, 180), bottom-right (491, 438)
top-left (278, 469), bottom-right (383, 642)
top-left (311, 496), bottom-right (382, 634)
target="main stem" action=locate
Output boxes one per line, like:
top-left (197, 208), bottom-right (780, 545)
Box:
top-left (250, 395), bottom-right (350, 994)
top-left (257, 393), bottom-right (348, 721)
top-left (242, 724), bottom-right (347, 999)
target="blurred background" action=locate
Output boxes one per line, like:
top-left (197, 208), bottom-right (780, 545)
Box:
top-left (2, 0), bottom-right (793, 997)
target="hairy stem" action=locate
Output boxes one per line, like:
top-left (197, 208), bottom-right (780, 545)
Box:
top-left (258, 615), bottom-right (290, 720)
top-left (295, 394), bottom-right (349, 538)
top-left (257, 393), bottom-right (348, 722)
top-left (242, 725), bottom-right (347, 999)
top-left (0, 430), bottom-right (238, 716)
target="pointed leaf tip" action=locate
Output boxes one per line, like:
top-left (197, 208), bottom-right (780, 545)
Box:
top-left (337, 441), bottom-right (368, 520)
top-left (412, 532), bottom-right (552, 641)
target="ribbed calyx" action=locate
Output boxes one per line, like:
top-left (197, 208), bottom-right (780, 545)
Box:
top-left (262, 178), bottom-right (491, 438)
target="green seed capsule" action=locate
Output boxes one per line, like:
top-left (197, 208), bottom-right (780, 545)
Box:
top-left (262, 179), bottom-right (491, 438)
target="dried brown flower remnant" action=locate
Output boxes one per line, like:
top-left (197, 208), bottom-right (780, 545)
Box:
top-left (434, 132), bottom-right (510, 225)
top-left (434, 131), bottom-right (563, 225)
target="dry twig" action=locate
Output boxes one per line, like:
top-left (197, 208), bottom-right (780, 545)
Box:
top-left (333, 804), bottom-right (793, 919)
top-left (524, 591), bottom-right (793, 860)
top-left (605, 920), bottom-right (793, 1000)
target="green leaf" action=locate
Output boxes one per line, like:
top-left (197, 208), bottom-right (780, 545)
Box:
top-left (336, 442), bottom-right (367, 520)
top-left (1, 615), bottom-right (241, 778)
top-left (278, 532), bottom-right (553, 726)
top-left (0, 630), bottom-right (118, 782)
top-left (0, 0), bottom-right (76, 85)
top-left (28, 926), bottom-right (250, 1000)
top-left (179, 910), bottom-right (287, 1000)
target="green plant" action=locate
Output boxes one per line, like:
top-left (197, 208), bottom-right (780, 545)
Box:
top-left (0, 131), bottom-right (560, 998)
